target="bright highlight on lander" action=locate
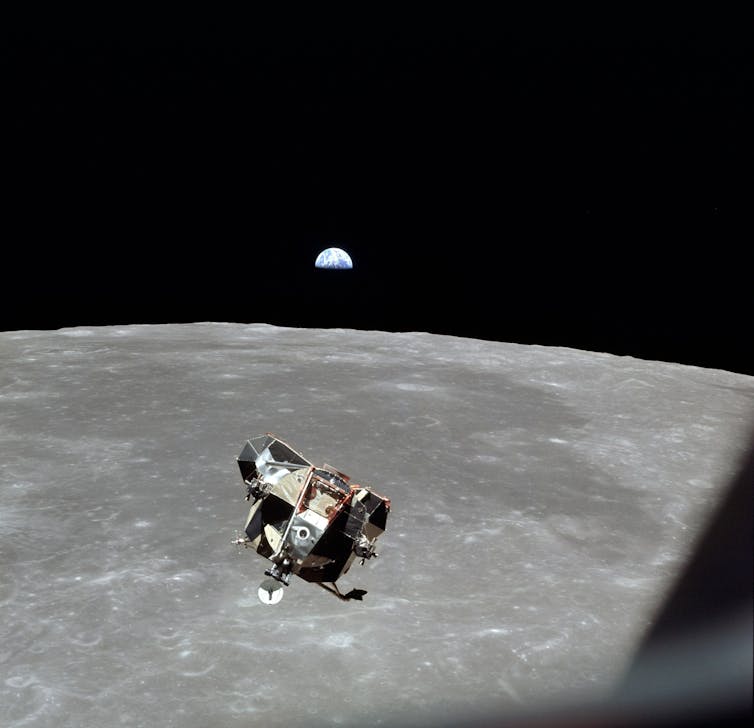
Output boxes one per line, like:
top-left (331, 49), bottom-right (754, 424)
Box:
top-left (233, 434), bottom-right (390, 604)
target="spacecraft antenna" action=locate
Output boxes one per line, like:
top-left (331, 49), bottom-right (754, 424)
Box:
top-left (258, 578), bottom-right (284, 605)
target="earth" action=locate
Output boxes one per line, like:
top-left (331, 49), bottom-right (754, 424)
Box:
top-left (315, 247), bottom-right (353, 269)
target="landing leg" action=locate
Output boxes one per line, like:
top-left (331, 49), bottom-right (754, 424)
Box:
top-left (317, 583), bottom-right (368, 601)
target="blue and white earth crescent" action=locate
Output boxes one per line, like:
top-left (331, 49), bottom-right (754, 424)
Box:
top-left (315, 247), bottom-right (353, 269)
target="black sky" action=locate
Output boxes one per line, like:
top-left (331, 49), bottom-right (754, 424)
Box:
top-left (2, 7), bottom-right (752, 373)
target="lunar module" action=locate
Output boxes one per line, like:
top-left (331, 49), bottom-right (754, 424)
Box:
top-left (233, 434), bottom-right (390, 604)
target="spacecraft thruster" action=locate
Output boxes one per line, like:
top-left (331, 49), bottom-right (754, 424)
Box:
top-left (233, 433), bottom-right (390, 604)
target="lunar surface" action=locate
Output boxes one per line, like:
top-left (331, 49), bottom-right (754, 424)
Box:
top-left (1, 324), bottom-right (752, 727)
